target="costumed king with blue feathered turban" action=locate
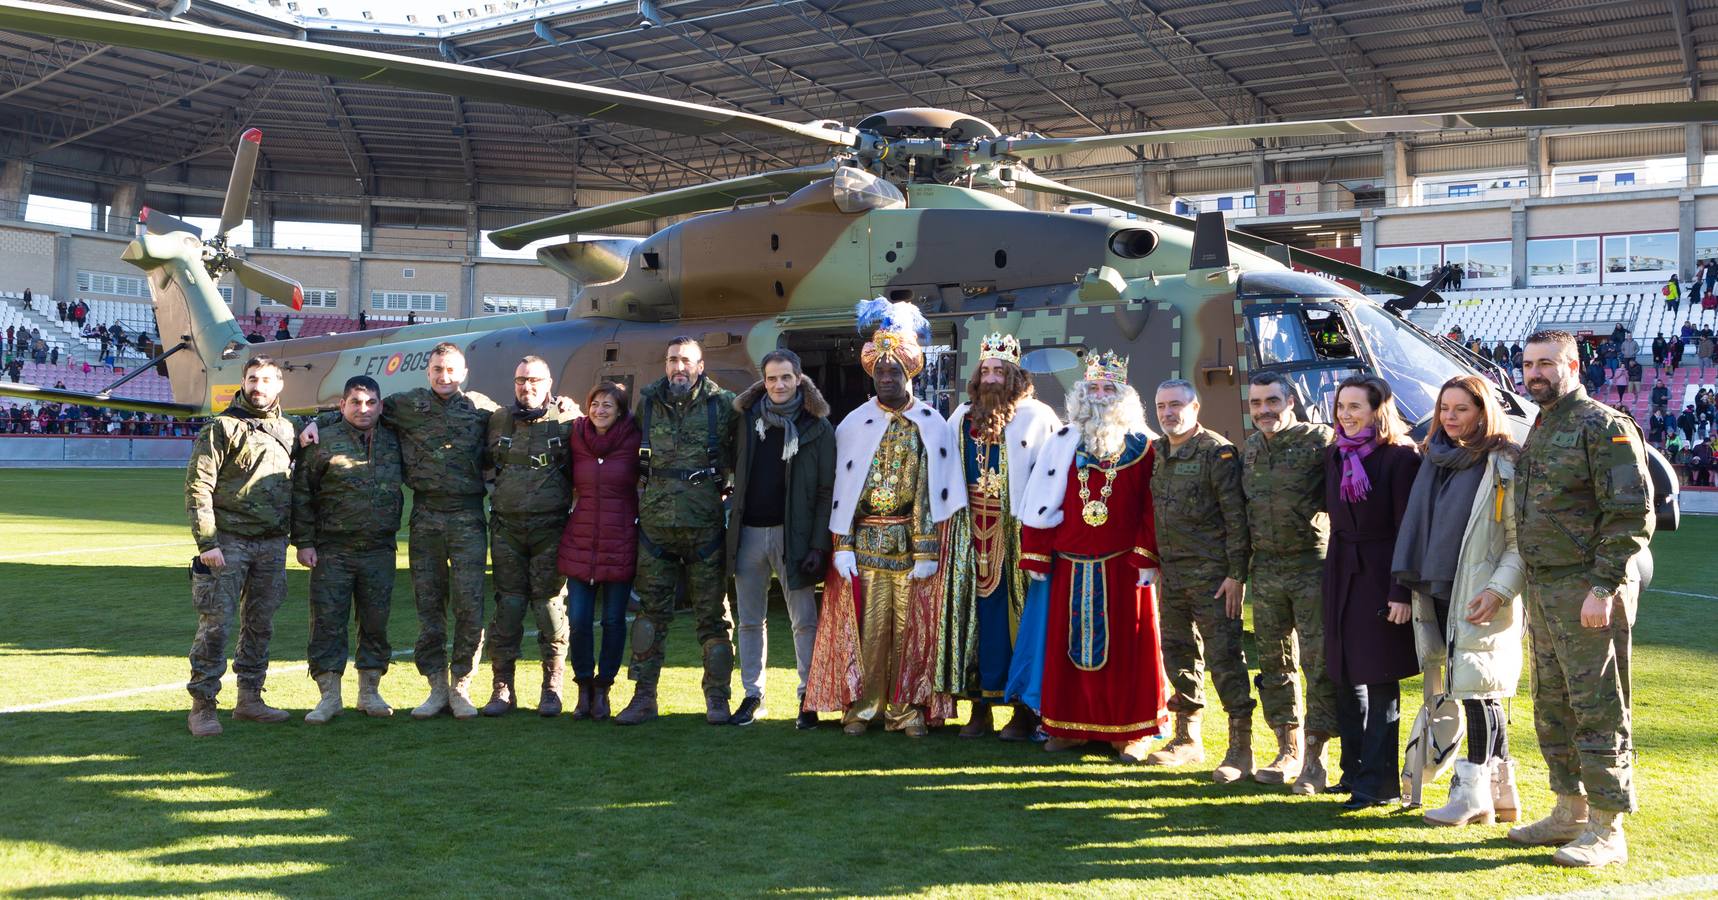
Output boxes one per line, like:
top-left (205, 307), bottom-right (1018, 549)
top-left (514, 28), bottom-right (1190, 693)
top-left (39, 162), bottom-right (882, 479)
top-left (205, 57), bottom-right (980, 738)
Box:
top-left (804, 299), bottom-right (964, 736)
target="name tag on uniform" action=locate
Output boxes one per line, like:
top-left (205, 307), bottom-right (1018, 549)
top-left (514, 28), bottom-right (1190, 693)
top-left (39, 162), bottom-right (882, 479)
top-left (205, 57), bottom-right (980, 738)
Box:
top-left (1175, 461), bottom-right (1201, 474)
top-left (1550, 431), bottom-right (1578, 448)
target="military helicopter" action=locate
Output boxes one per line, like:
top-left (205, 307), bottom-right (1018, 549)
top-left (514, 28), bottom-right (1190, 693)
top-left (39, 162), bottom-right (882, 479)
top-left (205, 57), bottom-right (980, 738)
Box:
top-left (0, 0), bottom-right (1686, 531)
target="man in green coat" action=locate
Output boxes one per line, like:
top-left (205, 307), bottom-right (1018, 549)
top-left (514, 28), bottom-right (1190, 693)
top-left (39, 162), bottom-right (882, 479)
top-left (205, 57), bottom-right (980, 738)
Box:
top-left (185, 356), bottom-right (299, 736)
top-left (616, 337), bottom-right (740, 725)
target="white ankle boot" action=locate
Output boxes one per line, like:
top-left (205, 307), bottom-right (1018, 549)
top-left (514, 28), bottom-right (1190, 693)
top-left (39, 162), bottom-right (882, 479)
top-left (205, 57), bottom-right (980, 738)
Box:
top-left (1424, 759), bottom-right (1495, 826)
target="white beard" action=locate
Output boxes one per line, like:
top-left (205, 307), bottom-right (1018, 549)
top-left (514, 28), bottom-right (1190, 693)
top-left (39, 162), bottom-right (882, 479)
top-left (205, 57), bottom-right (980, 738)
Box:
top-left (1067, 383), bottom-right (1151, 458)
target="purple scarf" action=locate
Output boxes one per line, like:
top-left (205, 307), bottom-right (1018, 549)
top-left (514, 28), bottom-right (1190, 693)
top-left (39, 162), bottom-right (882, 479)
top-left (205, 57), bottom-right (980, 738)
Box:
top-left (1335, 425), bottom-right (1378, 503)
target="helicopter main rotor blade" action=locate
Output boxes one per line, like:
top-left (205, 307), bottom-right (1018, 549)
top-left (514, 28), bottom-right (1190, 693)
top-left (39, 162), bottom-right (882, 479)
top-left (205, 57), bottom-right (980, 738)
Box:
top-left (219, 128), bottom-right (262, 238)
top-left (995, 101), bottom-right (1718, 159)
top-left (138, 207), bottom-right (202, 239)
top-left (1009, 168), bottom-right (1421, 297)
top-left (231, 257), bottom-right (304, 311)
top-left (0, 0), bottom-right (855, 149)
top-left (490, 161), bottom-right (845, 250)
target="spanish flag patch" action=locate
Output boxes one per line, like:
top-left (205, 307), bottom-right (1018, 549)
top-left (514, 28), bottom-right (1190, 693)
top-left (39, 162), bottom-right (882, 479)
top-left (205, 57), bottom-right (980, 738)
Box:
top-left (1218, 449), bottom-right (1234, 459)
top-left (1612, 435), bottom-right (1631, 444)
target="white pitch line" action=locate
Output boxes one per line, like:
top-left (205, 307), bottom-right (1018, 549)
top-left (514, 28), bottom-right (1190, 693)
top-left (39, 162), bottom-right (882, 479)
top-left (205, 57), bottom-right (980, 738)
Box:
top-left (0, 540), bottom-right (189, 561)
top-left (1513, 873), bottom-right (1718, 899)
top-left (1647, 588), bottom-right (1718, 600)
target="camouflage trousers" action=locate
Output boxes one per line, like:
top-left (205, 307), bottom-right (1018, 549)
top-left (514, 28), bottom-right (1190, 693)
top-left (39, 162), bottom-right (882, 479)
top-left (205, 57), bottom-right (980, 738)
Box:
top-left (487, 513), bottom-right (570, 670)
top-left (408, 502), bottom-right (487, 680)
top-left (631, 524), bottom-right (732, 701)
top-left (1526, 570), bottom-right (1636, 813)
top-left (1158, 558), bottom-right (1256, 717)
top-left (306, 544), bottom-right (394, 677)
top-left (187, 533), bottom-right (288, 700)
top-left (1249, 552), bottom-right (1338, 736)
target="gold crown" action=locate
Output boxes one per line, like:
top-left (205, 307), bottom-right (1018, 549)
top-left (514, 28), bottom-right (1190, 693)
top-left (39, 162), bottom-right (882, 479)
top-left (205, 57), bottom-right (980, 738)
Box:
top-left (1083, 350), bottom-right (1129, 385)
top-left (978, 332), bottom-right (1021, 365)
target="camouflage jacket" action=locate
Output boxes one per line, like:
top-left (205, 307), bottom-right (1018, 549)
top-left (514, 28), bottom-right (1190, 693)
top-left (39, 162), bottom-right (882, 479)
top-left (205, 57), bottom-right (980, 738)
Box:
top-left (291, 418), bottom-right (404, 551)
top-left (1151, 426), bottom-right (1251, 580)
top-left (1516, 385), bottom-right (1654, 592)
top-left (1242, 421), bottom-right (1334, 559)
top-left (485, 397), bottom-right (580, 520)
top-left (186, 393), bottom-right (299, 551)
top-left (380, 386), bottom-right (498, 504)
top-left (637, 375), bottom-right (738, 530)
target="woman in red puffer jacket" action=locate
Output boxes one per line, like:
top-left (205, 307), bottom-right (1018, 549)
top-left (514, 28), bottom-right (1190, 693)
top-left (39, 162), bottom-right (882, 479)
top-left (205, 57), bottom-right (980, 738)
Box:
top-left (556, 381), bottom-right (641, 721)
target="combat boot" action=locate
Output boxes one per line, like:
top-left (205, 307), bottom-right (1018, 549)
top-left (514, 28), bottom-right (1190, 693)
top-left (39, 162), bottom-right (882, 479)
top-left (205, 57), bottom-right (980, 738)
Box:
top-left (1255, 724), bottom-right (1303, 785)
top-left (304, 672), bottom-right (344, 725)
top-left (1114, 737), bottom-right (1152, 763)
top-left (1143, 712), bottom-right (1204, 766)
top-left (231, 685), bottom-right (290, 723)
top-left (1424, 759), bottom-right (1495, 826)
top-left (1293, 734), bottom-right (1331, 795)
top-left (448, 673), bottom-right (480, 719)
top-left (1552, 809), bottom-right (1628, 868)
top-left (571, 678), bottom-right (594, 720)
top-left (960, 702), bottom-right (994, 739)
top-left (1508, 794), bottom-right (1589, 846)
top-left (614, 679), bottom-right (658, 726)
top-left (1212, 716), bottom-right (1254, 784)
top-left (356, 669), bottom-right (392, 718)
top-left (998, 704), bottom-right (1039, 742)
top-left (1491, 757), bottom-right (1522, 823)
top-left (411, 669), bottom-right (449, 720)
top-left (187, 695), bottom-right (222, 737)
top-left (538, 658), bottom-right (565, 718)
top-left (481, 663), bottom-right (516, 717)
top-left (589, 681), bottom-right (612, 721)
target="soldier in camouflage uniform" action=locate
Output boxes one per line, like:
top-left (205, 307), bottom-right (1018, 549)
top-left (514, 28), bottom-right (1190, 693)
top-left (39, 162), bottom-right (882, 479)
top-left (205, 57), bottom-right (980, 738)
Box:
top-left (480, 356), bottom-right (580, 718)
top-left (292, 375), bottom-right (404, 724)
top-left (184, 356), bottom-right (299, 737)
top-left (1239, 372), bottom-right (1338, 793)
top-left (304, 341), bottom-right (498, 720)
top-left (1144, 379), bottom-right (1256, 783)
top-left (616, 337), bottom-right (739, 725)
top-left (1508, 330), bottom-right (1653, 868)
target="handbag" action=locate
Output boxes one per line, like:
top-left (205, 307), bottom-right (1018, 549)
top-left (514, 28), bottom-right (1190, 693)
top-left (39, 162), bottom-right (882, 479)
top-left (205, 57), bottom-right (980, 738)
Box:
top-left (1402, 630), bottom-right (1464, 807)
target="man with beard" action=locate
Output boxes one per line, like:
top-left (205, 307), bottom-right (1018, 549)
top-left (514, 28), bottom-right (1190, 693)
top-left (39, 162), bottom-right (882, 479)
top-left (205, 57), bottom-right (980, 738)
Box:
top-left (937, 332), bottom-right (1059, 740)
top-left (1240, 372), bottom-right (1338, 792)
top-left (1144, 380), bottom-right (1256, 783)
top-left (805, 299), bottom-right (963, 738)
top-left (481, 356), bottom-right (581, 717)
top-left (184, 356), bottom-right (299, 736)
top-left (618, 337), bottom-right (739, 725)
top-left (1508, 330), bottom-right (1652, 868)
top-left (1016, 352), bottom-right (1168, 759)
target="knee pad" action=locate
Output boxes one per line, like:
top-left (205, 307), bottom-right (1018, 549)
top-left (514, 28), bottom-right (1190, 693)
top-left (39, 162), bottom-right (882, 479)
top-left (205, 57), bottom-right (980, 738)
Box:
top-left (629, 616), bottom-right (657, 655)
top-left (703, 638), bottom-right (734, 670)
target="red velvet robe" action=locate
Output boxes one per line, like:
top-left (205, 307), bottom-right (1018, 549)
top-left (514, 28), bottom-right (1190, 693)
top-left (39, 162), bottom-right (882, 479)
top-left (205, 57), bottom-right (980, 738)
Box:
top-left (1020, 437), bottom-right (1169, 742)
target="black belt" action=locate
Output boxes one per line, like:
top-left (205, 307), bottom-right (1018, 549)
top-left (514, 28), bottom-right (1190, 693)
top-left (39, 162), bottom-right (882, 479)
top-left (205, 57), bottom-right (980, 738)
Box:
top-left (650, 466), bottom-right (719, 484)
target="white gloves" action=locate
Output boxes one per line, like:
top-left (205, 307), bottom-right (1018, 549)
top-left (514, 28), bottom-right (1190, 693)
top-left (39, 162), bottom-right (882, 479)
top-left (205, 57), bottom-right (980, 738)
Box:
top-left (1137, 568), bottom-right (1157, 587)
top-left (1027, 571), bottom-right (1047, 582)
top-left (833, 550), bottom-right (858, 579)
top-left (911, 559), bottom-right (939, 581)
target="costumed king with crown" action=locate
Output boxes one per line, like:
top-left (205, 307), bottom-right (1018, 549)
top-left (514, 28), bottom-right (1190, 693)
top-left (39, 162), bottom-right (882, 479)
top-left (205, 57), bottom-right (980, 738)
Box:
top-left (936, 332), bottom-right (1060, 740)
top-left (804, 299), bottom-right (964, 737)
top-left (1016, 352), bottom-right (1170, 759)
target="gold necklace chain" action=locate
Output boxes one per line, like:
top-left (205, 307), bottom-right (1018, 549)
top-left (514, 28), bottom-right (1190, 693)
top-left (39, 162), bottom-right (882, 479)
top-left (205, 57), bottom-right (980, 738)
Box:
top-left (1076, 449), bottom-right (1121, 526)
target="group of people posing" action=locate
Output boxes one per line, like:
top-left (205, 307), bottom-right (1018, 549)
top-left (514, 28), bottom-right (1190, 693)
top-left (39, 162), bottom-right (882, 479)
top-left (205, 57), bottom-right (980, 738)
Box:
top-left (181, 299), bottom-right (1650, 871)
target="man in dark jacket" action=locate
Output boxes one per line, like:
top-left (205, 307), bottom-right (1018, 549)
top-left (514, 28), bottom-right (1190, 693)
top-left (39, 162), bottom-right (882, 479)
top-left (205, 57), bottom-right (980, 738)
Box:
top-left (1650, 378), bottom-right (1670, 412)
top-left (1678, 405), bottom-right (1697, 443)
top-left (726, 349), bottom-right (835, 728)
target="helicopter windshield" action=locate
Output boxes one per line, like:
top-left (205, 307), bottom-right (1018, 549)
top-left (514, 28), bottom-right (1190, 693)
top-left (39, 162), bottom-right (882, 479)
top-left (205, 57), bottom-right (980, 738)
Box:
top-left (1346, 300), bottom-right (1471, 426)
top-left (832, 167), bottom-right (906, 213)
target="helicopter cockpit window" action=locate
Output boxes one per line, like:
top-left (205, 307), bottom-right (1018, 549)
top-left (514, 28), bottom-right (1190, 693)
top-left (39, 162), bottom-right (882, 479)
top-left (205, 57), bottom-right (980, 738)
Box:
top-left (1252, 312), bottom-right (1316, 365)
top-left (1304, 308), bottom-right (1357, 360)
top-left (833, 167), bottom-right (907, 214)
top-left (1347, 300), bottom-right (1470, 427)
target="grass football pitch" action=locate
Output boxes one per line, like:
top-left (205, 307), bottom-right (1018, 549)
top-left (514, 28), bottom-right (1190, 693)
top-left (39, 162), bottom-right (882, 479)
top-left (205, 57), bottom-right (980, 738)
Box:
top-left (1, 468), bottom-right (1714, 898)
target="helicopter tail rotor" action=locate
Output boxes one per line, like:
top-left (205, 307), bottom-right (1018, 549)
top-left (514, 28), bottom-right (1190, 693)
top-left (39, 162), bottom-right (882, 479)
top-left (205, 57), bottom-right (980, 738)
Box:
top-left (218, 128), bottom-right (262, 239)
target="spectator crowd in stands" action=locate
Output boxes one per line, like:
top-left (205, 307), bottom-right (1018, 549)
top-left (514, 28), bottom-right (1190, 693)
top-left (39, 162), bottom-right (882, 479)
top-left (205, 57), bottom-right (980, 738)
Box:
top-left (0, 400), bottom-right (206, 436)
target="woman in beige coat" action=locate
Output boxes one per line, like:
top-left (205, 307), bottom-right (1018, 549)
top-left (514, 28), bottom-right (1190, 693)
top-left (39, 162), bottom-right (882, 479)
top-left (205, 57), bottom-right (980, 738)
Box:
top-left (1392, 375), bottom-right (1526, 827)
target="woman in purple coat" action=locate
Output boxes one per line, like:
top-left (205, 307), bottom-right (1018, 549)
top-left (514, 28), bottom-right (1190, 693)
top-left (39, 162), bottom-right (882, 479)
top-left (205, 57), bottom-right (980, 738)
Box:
top-left (1323, 375), bottom-right (1422, 810)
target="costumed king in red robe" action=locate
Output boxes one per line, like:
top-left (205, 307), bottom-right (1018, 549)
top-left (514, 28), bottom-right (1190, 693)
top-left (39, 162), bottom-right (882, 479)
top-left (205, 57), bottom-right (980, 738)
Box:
top-left (1017, 351), bottom-right (1169, 759)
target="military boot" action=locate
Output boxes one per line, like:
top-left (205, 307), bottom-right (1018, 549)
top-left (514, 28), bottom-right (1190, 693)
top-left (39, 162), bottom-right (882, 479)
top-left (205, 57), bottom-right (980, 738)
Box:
top-left (1491, 757), bottom-right (1522, 823)
top-left (703, 639), bottom-right (734, 725)
top-left (1143, 712), bottom-right (1204, 766)
top-left (232, 685), bottom-right (290, 723)
top-left (998, 704), bottom-right (1039, 742)
top-left (1293, 734), bottom-right (1331, 795)
top-left (1508, 793), bottom-right (1589, 846)
top-left (1552, 809), bottom-right (1628, 868)
top-left (448, 673), bottom-right (480, 720)
top-left (589, 680), bottom-right (613, 721)
top-left (571, 678), bottom-right (595, 721)
top-left (1424, 759), bottom-right (1495, 826)
top-left (614, 678), bottom-right (658, 726)
top-left (187, 695), bottom-right (222, 737)
top-left (538, 658), bottom-right (565, 718)
top-left (960, 702), bottom-right (994, 739)
top-left (481, 663), bottom-right (516, 717)
top-left (1114, 737), bottom-right (1152, 763)
top-left (1255, 724), bottom-right (1303, 785)
top-left (304, 672), bottom-right (344, 725)
top-left (411, 669), bottom-right (449, 720)
top-left (1212, 716), bottom-right (1255, 784)
top-left (356, 669), bottom-right (392, 718)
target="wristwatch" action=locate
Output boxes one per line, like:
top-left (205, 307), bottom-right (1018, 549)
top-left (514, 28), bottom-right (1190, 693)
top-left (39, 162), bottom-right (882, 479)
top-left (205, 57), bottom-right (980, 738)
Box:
top-left (1590, 585), bottom-right (1617, 600)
